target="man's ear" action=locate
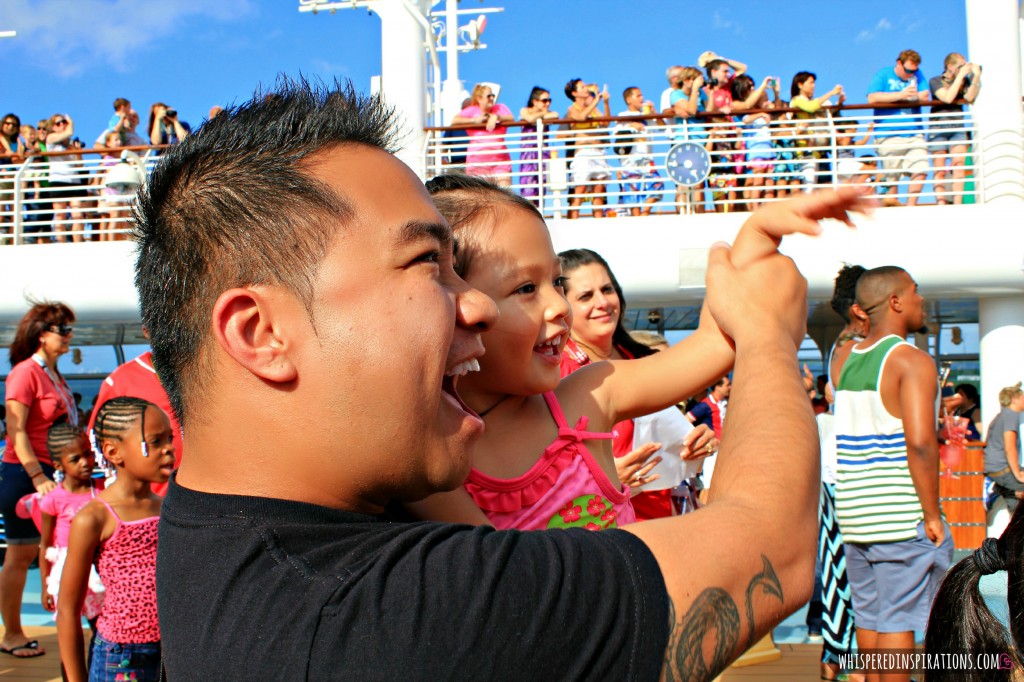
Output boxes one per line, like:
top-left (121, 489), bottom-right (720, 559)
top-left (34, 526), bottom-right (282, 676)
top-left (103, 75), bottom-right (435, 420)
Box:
top-left (211, 287), bottom-right (299, 384)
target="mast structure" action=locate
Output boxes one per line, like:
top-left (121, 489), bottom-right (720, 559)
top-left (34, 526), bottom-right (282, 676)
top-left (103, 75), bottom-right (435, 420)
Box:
top-left (298, 0), bottom-right (502, 170)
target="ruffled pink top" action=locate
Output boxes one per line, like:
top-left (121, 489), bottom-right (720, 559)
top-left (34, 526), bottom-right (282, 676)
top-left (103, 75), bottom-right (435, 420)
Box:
top-left (465, 392), bottom-right (636, 531)
top-left (95, 500), bottom-right (160, 644)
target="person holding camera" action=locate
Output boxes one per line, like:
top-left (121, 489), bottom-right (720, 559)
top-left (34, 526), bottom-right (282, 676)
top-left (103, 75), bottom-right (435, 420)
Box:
top-left (929, 53), bottom-right (982, 205)
top-left (148, 102), bottom-right (191, 147)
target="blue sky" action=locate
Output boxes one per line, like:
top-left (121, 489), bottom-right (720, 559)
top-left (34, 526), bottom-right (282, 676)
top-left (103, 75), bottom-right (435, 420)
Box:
top-left (1, 0), bottom-right (969, 143)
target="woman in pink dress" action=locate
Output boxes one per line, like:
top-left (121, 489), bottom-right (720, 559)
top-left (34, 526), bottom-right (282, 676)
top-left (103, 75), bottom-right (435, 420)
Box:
top-left (451, 84), bottom-right (514, 186)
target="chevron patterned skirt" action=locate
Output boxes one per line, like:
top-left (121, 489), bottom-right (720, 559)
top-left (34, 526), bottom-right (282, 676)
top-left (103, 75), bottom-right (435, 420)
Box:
top-left (819, 481), bottom-right (855, 664)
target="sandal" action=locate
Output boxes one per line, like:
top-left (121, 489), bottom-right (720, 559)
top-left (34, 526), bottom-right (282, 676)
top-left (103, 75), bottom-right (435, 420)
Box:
top-left (0, 640), bottom-right (45, 658)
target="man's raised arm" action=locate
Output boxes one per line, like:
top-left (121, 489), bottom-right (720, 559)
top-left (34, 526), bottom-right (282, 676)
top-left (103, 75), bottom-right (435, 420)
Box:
top-left (625, 245), bottom-right (819, 681)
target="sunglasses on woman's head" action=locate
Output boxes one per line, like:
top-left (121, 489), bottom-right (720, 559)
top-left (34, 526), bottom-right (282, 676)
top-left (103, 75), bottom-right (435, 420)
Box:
top-left (48, 324), bottom-right (73, 336)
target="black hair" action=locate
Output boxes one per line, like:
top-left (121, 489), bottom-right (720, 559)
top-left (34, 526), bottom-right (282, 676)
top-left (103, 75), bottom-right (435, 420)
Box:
top-left (854, 265), bottom-right (909, 320)
top-left (956, 383), bottom-right (980, 405)
top-left (134, 76), bottom-right (398, 426)
top-left (47, 422), bottom-right (85, 460)
top-left (527, 86), bottom-right (549, 107)
top-left (557, 248), bottom-right (654, 360)
top-left (730, 74), bottom-right (755, 102)
top-left (830, 264), bottom-right (867, 322)
top-left (925, 504), bottom-right (1024, 680)
top-left (790, 71), bottom-right (816, 98)
top-left (426, 172), bottom-right (543, 278)
top-left (564, 78), bottom-right (583, 101)
top-left (93, 397), bottom-right (153, 446)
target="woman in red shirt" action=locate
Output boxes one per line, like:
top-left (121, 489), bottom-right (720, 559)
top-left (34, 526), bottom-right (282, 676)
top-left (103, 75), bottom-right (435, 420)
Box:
top-left (0, 301), bottom-right (76, 658)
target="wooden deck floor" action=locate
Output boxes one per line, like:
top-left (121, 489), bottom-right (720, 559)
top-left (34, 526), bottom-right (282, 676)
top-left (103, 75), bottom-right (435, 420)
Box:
top-left (0, 627), bottom-right (824, 681)
top-left (0, 627), bottom-right (63, 682)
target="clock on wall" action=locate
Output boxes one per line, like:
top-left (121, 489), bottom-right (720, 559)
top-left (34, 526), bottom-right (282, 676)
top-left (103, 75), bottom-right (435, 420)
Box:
top-left (665, 142), bottom-right (712, 187)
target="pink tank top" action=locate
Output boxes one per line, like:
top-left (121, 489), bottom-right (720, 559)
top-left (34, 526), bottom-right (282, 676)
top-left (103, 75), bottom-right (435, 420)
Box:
top-left (95, 500), bottom-right (160, 643)
top-left (464, 392), bottom-right (636, 530)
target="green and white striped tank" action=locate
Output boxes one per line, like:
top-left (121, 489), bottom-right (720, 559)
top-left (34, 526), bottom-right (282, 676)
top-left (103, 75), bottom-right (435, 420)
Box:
top-left (834, 335), bottom-right (922, 543)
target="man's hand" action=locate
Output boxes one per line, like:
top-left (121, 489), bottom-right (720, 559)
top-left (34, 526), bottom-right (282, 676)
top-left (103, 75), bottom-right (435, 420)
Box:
top-left (923, 517), bottom-right (946, 546)
top-left (704, 243), bottom-right (807, 348)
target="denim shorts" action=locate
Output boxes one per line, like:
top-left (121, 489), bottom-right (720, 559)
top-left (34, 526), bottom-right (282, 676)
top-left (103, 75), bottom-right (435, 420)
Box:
top-left (90, 633), bottom-right (162, 682)
top-left (0, 461), bottom-right (55, 543)
top-left (844, 520), bottom-right (954, 634)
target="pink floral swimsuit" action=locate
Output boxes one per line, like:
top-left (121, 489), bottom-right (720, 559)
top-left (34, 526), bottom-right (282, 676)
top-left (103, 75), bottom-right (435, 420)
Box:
top-left (464, 392), bottom-right (636, 531)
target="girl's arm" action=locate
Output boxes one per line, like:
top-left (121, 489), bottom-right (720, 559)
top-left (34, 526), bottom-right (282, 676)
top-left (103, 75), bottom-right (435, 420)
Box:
top-left (39, 511), bottom-right (57, 611)
top-left (58, 502), bottom-right (105, 682)
top-left (404, 488), bottom-right (493, 526)
top-left (561, 188), bottom-right (872, 427)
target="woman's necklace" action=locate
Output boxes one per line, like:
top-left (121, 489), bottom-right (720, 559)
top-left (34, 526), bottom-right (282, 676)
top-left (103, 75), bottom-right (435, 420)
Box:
top-left (478, 395), bottom-right (511, 418)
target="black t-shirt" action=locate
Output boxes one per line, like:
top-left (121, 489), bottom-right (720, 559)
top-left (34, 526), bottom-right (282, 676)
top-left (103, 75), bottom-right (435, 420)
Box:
top-left (157, 478), bottom-right (670, 681)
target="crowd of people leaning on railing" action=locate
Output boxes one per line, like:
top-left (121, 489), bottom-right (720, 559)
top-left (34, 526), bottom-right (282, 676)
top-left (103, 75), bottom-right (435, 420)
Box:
top-left (0, 100), bottom-right (225, 243)
top-left (0, 47), bottom-right (985, 241)
top-left (437, 48), bottom-right (982, 217)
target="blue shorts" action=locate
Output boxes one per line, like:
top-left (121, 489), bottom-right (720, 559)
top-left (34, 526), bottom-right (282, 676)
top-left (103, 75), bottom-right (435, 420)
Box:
top-left (619, 169), bottom-right (664, 206)
top-left (844, 521), bottom-right (954, 634)
top-left (0, 461), bottom-right (55, 543)
top-left (90, 633), bottom-right (162, 682)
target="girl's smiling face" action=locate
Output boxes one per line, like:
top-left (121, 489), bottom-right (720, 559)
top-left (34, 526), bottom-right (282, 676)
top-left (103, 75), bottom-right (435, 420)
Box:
top-left (456, 206), bottom-right (571, 408)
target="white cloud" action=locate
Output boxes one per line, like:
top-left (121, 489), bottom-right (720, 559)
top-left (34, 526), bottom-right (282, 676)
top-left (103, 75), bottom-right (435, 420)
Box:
top-left (0, 0), bottom-right (254, 77)
top-left (310, 58), bottom-right (350, 76)
top-left (855, 17), bottom-right (893, 43)
top-left (712, 11), bottom-right (744, 35)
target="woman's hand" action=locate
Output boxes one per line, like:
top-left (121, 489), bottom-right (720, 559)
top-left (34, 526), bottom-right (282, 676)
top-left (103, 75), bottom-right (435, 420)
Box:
top-left (42, 589), bottom-right (55, 612)
top-left (681, 424), bottom-right (718, 461)
top-left (33, 475), bottom-right (56, 495)
top-left (485, 114), bottom-right (498, 132)
top-left (616, 441), bottom-right (662, 490)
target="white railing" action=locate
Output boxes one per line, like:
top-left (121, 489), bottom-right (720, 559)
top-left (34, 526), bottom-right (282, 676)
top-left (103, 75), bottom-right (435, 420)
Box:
top-left (0, 147), bottom-right (161, 245)
top-left (423, 106), bottom-right (981, 218)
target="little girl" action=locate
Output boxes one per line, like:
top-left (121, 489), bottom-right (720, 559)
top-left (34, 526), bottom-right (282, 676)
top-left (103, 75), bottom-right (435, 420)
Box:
top-left (415, 173), bottom-right (869, 531)
top-left (58, 397), bottom-right (174, 682)
top-left (36, 423), bottom-right (104, 627)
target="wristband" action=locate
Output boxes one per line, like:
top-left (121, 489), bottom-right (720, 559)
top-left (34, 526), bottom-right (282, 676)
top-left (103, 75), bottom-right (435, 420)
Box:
top-left (28, 469), bottom-right (45, 480)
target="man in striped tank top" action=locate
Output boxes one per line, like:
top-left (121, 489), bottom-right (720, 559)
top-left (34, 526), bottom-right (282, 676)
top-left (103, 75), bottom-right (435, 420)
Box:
top-left (833, 266), bottom-right (953, 680)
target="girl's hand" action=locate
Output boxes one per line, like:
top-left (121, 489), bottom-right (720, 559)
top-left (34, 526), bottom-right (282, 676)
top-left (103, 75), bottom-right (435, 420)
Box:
top-left (681, 424), bottom-right (718, 461)
top-left (731, 186), bottom-right (875, 270)
top-left (43, 591), bottom-right (55, 612)
top-left (616, 441), bottom-right (662, 489)
top-left (34, 476), bottom-right (56, 495)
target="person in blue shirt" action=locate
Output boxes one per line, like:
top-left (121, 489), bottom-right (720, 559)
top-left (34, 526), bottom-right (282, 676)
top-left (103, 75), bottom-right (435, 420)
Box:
top-left (866, 49), bottom-right (930, 206)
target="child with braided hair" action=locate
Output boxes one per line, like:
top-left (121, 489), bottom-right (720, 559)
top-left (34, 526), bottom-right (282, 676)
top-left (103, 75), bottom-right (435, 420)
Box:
top-left (58, 397), bottom-right (174, 682)
top-left (35, 423), bottom-right (104, 638)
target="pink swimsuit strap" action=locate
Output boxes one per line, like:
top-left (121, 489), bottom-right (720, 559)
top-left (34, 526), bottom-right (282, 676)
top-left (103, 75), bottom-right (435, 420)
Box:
top-left (542, 391), bottom-right (615, 443)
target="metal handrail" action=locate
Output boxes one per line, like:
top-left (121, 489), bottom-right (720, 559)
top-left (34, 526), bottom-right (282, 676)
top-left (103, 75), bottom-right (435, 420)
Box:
top-left (0, 144), bottom-right (165, 245)
top-left (422, 107), bottom-right (982, 218)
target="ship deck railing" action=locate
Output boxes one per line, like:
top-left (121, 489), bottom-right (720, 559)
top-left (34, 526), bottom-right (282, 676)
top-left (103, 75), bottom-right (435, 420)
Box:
top-left (421, 101), bottom-right (985, 219)
top-left (0, 102), bottom-right (997, 244)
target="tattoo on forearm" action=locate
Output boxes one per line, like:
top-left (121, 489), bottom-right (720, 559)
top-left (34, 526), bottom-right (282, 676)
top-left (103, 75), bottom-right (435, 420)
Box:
top-left (744, 555), bottom-right (783, 651)
top-left (662, 554), bottom-right (783, 682)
